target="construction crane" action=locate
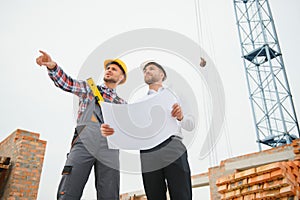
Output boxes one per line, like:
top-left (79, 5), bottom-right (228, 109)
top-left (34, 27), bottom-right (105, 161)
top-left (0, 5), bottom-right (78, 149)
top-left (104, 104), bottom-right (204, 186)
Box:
top-left (233, 0), bottom-right (300, 151)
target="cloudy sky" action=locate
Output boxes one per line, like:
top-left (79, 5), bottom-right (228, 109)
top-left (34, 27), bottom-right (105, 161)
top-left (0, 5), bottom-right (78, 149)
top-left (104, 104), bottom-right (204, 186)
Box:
top-left (0, 0), bottom-right (299, 199)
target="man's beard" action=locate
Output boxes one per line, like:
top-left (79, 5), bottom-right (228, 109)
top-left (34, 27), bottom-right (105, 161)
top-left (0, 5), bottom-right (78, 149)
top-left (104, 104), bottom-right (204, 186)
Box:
top-left (144, 75), bottom-right (160, 85)
top-left (103, 77), bottom-right (118, 83)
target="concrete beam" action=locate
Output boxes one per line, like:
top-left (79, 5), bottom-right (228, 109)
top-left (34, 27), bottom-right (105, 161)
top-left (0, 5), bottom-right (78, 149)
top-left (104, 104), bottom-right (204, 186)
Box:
top-left (191, 172), bottom-right (209, 188)
top-left (224, 145), bottom-right (294, 171)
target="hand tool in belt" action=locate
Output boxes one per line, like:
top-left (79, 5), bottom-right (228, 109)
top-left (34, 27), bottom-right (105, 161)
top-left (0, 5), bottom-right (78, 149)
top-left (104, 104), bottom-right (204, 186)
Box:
top-left (87, 78), bottom-right (104, 106)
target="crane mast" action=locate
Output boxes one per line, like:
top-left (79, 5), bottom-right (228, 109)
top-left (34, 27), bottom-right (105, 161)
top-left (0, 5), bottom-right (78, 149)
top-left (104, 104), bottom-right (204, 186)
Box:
top-left (233, 0), bottom-right (300, 150)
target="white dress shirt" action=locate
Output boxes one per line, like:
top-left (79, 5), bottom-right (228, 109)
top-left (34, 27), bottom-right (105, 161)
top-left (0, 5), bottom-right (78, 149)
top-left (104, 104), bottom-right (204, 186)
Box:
top-left (142, 87), bottom-right (195, 139)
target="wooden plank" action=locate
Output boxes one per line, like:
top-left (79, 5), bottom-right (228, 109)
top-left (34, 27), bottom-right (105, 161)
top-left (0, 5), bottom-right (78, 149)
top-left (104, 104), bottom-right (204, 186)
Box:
top-left (248, 173), bottom-right (271, 185)
top-left (0, 157), bottom-right (11, 199)
top-left (256, 162), bottom-right (283, 175)
top-left (0, 156), bottom-right (10, 165)
top-left (216, 173), bottom-right (235, 186)
top-left (279, 185), bottom-right (296, 197)
top-left (234, 168), bottom-right (256, 180)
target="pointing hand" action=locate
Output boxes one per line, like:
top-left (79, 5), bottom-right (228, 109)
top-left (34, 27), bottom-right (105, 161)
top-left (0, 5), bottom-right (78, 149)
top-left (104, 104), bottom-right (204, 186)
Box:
top-left (36, 50), bottom-right (57, 70)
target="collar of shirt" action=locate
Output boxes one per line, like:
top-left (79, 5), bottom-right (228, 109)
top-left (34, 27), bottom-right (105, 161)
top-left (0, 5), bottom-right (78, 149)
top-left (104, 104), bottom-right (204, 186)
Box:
top-left (147, 87), bottom-right (164, 95)
top-left (99, 83), bottom-right (117, 98)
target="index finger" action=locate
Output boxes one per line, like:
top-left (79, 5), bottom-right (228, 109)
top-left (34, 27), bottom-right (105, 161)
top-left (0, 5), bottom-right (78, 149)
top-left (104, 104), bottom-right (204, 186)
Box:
top-left (39, 50), bottom-right (49, 57)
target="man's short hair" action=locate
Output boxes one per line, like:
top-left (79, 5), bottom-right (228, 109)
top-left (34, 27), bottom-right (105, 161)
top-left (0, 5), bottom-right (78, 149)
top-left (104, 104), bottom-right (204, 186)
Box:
top-left (143, 61), bottom-right (167, 81)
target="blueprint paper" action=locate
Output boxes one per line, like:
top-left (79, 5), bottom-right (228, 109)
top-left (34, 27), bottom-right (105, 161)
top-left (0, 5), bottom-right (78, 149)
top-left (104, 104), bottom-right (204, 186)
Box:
top-left (101, 88), bottom-right (179, 150)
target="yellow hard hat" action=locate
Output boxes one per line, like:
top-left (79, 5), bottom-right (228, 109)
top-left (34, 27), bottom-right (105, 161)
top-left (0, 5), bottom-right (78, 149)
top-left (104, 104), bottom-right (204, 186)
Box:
top-left (104, 59), bottom-right (127, 84)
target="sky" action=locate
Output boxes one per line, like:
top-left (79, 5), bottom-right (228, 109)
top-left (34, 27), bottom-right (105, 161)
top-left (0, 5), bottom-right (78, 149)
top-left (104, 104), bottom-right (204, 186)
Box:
top-left (0, 0), bottom-right (299, 199)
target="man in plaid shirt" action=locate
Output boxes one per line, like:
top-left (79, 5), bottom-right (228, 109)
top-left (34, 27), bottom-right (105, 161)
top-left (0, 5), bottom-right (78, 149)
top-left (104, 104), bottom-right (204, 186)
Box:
top-left (36, 50), bottom-right (127, 200)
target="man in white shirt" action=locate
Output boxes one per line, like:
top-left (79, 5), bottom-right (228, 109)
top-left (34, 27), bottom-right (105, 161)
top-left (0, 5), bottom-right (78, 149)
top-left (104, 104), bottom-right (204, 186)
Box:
top-left (138, 61), bottom-right (194, 200)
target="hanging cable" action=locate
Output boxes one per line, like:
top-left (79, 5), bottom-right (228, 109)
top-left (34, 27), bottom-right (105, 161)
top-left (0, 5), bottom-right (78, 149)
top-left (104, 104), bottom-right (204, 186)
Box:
top-left (194, 0), bottom-right (215, 167)
top-left (194, 0), bottom-right (207, 67)
top-left (193, 0), bottom-right (233, 163)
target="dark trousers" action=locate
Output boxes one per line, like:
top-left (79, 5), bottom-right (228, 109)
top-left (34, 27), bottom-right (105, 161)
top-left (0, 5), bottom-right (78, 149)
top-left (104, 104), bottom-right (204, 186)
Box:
top-left (140, 137), bottom-right (192, 200)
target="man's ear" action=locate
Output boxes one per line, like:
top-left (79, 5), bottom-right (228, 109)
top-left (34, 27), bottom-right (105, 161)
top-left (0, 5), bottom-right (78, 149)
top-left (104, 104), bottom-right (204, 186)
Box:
top-left (160, 72), bottom-right (164, 81)
top-left (118, 74), bottom-right (125, 83)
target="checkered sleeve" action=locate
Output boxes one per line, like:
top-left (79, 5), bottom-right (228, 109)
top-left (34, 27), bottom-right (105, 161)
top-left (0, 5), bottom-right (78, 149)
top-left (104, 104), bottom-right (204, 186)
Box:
top-left (47, 65), bottom-right (92, 98)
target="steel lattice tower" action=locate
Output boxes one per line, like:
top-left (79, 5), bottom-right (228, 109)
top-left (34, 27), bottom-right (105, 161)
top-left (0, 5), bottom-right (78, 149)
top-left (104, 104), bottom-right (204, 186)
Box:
top-left (233, 0), bottom-right (300, 150)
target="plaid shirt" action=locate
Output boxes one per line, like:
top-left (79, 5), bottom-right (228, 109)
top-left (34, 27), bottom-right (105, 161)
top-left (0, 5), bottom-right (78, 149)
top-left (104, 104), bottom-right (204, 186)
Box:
top-left (48, 65), bottom-right (126, 121)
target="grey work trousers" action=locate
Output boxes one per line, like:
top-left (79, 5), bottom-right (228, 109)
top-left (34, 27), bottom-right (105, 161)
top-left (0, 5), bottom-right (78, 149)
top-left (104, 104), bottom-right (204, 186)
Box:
top-left (57, 132), bottom-right (120, 200)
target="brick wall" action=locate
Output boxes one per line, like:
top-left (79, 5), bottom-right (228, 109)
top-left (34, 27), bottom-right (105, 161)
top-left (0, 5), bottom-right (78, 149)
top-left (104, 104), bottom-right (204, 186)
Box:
top-left (0, 129), bottom-right (47, 200)
top-left (216, 139), bottom-right (300, 200)
top-left (216, 161), bottom-right (300, 199)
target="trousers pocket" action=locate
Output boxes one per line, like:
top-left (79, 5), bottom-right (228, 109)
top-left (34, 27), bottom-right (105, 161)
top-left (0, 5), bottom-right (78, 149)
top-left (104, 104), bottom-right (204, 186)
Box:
top-left (61, 165), bottom-right (72, 175)
top-left (57, 165), bottom-right (73, 199)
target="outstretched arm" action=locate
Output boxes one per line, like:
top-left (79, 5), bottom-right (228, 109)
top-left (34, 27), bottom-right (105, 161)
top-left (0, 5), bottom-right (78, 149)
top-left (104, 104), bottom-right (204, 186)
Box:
top-left (36, 50), bottom-right (91, 97)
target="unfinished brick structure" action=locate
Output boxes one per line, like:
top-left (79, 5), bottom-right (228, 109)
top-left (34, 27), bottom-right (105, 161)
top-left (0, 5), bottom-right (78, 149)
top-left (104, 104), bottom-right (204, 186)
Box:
top-left (0, 129), bottom-right (46, 200)
top-left (120, 139), bottom-right (300, 200)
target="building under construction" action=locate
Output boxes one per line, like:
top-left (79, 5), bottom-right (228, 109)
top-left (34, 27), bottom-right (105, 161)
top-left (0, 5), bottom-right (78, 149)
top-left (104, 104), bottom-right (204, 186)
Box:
top-left (0, 130), bottom-right (299, 199)
top-left (0, 0), bottom-right (299, 199)
top-left (120, 139), bottom-right (300, 199)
